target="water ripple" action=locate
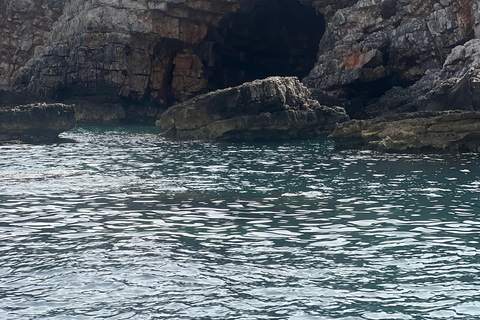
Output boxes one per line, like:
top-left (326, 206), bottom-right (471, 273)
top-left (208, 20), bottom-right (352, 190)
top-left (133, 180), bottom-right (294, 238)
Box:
top-left (0, 126), bottom-right (480, 319)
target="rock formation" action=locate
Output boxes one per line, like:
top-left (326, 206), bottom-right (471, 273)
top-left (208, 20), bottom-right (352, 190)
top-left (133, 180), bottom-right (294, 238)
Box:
top-left (2, 0), bottom-right (343, 123)
top-left (303, 0), bottom-right (480, 117)
top-left (364, 39), bottom-right (480, 117)
top-left (330, 111), bottom-right (480, 153)
top-left (0, 0), bottom-right (65, 89)
top-left (157, 76), bottom-right (348, 141)
top-left (2, 0), bottom-right (480, 141)
top-left (0, 103), bottom-right (76, 143)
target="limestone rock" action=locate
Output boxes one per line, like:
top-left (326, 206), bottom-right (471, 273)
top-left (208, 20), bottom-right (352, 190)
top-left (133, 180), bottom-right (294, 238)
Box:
top-left (303, 0), bottom-right (479, 117)
top-left (1, 0), bottom-right (351, 124)
top-left (0, 0), bottom-right (65, 89)
top-left (330, 111), bottom-right (480, 153)
top-left (364, 40), bottom-right (480, 117)
top-left (71, 100), bottom-right (126, 124)
top-left (0, 103), bottom-right (76, 143)
top-left (157, 77), bottom-right (348, 141)
top-left (3, 0), bottom-right (480, 126)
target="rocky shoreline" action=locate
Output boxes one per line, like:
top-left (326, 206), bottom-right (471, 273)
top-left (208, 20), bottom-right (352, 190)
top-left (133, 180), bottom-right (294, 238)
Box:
top-left (330, 111), bottom-right (480, 153)
top-left (2, 0), bottom-right (480, 150)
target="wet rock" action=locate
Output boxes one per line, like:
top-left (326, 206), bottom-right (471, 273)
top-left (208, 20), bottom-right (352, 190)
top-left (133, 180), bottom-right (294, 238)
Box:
top-left (0, 102), bottom-right (76, 143)
top-left (157, 77), bottom-right (348, 141)
top-left (69, 99), bottom-right (165, 125)
top-left (330, 111), bottom-right (480, 153)
top-left (71, 100), bottom-right (126, 125)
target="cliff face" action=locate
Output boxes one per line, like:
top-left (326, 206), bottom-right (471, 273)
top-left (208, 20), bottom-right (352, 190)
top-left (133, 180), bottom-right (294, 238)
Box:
top-left (3, 0), bottom-right (347, 122)
top-left (304, 0), bottom-right (480, 117)
top-left (10, 0), bottom-right (239, 109)
top-left (2, 0), bottom-right (480, 123)
top-left (0, 0), bottom-right (65, 89)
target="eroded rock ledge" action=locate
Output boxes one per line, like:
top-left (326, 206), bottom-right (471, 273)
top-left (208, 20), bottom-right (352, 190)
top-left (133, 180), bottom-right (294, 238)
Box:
top-left (0, 103), bottom-right (76, 143)
top-left (157, 77), bottom-right (348, 141)
top-left (330, 111), bottom-right (480, 153)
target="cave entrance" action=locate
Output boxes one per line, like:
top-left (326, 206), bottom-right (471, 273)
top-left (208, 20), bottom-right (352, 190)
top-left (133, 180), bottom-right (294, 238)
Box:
top-left (202, 0), bottom-right (325, 89)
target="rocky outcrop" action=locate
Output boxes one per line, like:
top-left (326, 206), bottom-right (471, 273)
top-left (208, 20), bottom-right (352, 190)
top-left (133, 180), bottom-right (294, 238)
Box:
top-left (0, 103), bottom-right (76, 143)
top-left (330, 111), bottom-right (480, 153)
top-left (157, 76), bottom-right (348, 141)
top-left (365, 39), bottom-right (480, 116)
top-left (303, 0), bottom-right (480, 117)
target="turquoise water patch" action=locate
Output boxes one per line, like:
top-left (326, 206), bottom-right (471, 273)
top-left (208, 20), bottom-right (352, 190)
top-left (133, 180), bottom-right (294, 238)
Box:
top-left (1, 126), bottom-right (480, 319)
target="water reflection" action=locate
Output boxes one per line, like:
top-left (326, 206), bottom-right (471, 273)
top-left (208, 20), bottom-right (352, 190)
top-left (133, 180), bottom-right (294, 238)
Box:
top-left (0, 126), bottom-right (480, 319)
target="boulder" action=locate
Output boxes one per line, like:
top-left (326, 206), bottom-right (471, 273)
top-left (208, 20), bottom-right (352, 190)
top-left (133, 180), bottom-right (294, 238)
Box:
top-left (329, 111), bottom-right (480, 153)
top-left (0, 103), bottom-right (76, 143)
top-left (157, 77), bottom-right (349, 141)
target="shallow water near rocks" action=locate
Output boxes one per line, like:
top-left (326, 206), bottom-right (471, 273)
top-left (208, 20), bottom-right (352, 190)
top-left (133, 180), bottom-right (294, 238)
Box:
top-left (1, 126), bottom-right (480, 319)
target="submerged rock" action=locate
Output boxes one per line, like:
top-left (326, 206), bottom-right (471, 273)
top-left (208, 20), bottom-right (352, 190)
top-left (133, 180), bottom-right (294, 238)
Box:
top-left (157, 77), bottom-right (348, 141)
top-left (329, 111), bottom-right (480, 153)
top-left (0, 103), bottom-right (76, 143)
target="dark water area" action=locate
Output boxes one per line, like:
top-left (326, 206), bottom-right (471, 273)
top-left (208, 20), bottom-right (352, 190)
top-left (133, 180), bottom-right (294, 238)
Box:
top-left (1, 126), bottom-right (480, 319)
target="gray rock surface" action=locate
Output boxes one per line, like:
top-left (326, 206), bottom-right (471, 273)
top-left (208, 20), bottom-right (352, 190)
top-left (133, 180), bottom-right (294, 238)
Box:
top-left (157, 77), bottom-right (349, 141)
top-left (2, 0), bottom-right (480, 129)
top-left (4, 0), bottom-right (350, 124)
top-left (303, 0), bottom-right (479, 117)
top-left (330, 111), bottom-right (480, 153)
top-left (0, 0), bottom-right (65, 89)
top-left (0, 103), bottom-right (76, 143)
top-left (364, 39), bottom-right (480, 117)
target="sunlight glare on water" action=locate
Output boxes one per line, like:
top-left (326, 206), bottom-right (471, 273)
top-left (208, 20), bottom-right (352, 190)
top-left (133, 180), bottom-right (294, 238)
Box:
top-left (1, 126), bottom-right (480, 319)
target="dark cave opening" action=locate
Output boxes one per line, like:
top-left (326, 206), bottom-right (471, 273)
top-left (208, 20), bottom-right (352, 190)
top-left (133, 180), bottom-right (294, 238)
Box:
top-left (347, 76), bottom-right (395, 100)
top-left (343, 75), bottom-right (395, 119)
top-left (202, 0), bottom-right (325, 89)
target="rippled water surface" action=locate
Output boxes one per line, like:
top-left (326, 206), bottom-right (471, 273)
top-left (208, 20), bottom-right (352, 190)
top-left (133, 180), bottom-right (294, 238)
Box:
top-left (1, 126), bottom-right (480, 319)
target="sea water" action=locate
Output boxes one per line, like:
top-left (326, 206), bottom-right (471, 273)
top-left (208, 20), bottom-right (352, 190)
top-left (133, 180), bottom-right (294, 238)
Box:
top-left (1, 126), bottom-right (480, 319)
